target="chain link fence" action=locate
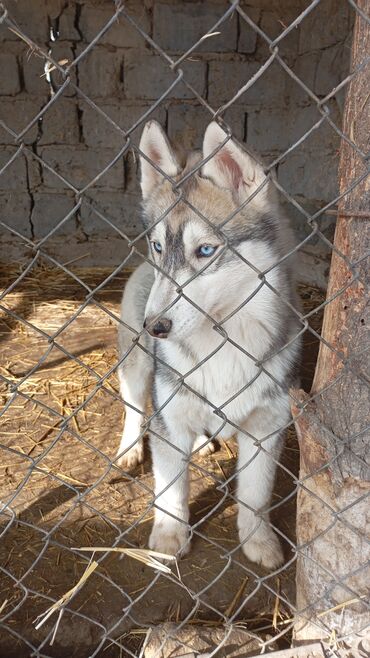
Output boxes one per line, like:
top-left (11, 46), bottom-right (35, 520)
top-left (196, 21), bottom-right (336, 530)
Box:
top-left (0, 1), bottom-right (369, 657)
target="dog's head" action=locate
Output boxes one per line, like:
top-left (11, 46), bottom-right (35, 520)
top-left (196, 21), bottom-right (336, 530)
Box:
top-left (138, 121), bottom-right (279, 341)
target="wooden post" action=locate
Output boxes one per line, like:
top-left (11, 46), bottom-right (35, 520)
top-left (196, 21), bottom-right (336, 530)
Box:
top-left (293, 1), bottom-right (370, 648)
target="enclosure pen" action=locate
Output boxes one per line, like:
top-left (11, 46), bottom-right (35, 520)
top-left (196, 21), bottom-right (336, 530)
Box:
top-left (0, 1), bottom-right (369, 658)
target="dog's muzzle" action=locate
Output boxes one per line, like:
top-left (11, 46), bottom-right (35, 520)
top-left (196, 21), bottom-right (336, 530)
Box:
top-left (144, 317), bottom-right (172, 338)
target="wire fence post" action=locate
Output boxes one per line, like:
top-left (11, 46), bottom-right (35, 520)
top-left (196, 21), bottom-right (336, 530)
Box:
top-left (292, 0), bottom-right (370, 647)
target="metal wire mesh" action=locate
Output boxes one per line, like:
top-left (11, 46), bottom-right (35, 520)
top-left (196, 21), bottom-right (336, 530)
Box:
top-left (0, 1), bottom-right (369, 657)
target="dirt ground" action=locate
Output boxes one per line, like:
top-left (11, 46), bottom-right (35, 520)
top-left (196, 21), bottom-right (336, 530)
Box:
top-left (0, 261), bottom-right (324, 658)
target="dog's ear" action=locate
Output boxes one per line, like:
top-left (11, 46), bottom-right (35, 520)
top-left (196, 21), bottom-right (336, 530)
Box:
top-left (202, 122), bottom-right (266, 199)
top-left (139, 121), bottom-right (180, 199)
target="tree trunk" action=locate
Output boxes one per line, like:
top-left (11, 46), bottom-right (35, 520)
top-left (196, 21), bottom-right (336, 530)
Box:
top-left (292, 1), bottom-right (370, 649)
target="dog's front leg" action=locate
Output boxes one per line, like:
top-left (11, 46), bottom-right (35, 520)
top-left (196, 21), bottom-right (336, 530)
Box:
top-left (237, 401), bottom-right (289, 570)
top-left (149, 417), bottom-right (194, 557)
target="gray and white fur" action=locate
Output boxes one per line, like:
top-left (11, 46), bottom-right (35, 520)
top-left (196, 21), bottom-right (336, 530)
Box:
top-left (116, 121), bottom-right (301, 570)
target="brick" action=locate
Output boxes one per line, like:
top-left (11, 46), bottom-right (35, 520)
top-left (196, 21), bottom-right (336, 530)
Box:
top-left (81, 101), bottom-right (166, 148)
top-left (248, 107), bottom-right (290, 152)
top-left (0, 192), bottom-right (32, 237)
top-left (41, 233), bottom-right (147, 269)
top-left (278, 150), bottom-right (338, 203)
top-left (153, 2), bottom-right (237, 53)
top-left (238, 7), bottom-right (260, 54)
top-left (208, 59), bottom-right (288, 107)
top-left (31, 192), bottom-right (77, 237)
top-left (259, 8), bottom-right (299, 59)
top-left (282, 200), bottom-right (335, 288)
top-left (0, 0), bottom-right (49, 43)
top-left (0, 54), bottom-right (21, 95)
top-left (219, 106), bottom-right (247, 142)
top-left (123, 155), bottom-right (141, 195)
top-left (38, 97), bottom-right (80, 145)
top-left (80, 190), bottom-right (142, 237)
top-left (0, 149), bottom-right (27, 191)
top-left (22, 51), bottom-right (49, 96)
top-left (78, 46), bottom-right (123, 99)
top-left (287, 202), bottom-right (335, 247)
top-left (290, 51), bottom-right (321, 103)
top-left (0, 21), bottom-right (7, 42)
top-left (124, 53), bottom-right (206, 100)
top-left (0, 147), bottom-right (40, 190)
top-left (167, 103), bottom-right (245, 150)
top-left (0, 0), bottom-right (353, 288)
top-left (0, 97), bottom-right (46, 145)
top-left (314, 43), bottom-right (350, 97)
top-left (23, 45), bottom-right (76, 97)
top-left (38, 146), bottom-right (125, 191)
top-left (79, 1), bottom-right (150, 49)
top-left (167, 104), bottom-right (212, 150)
top-left (81, 102), bottom-right (121, 148)
top-left (248, 102), bottom-right (341, 154)
top-left (27, 154), bottom-right (43, 191)
top-left (47, 43), bottom-right (78, 98)
top-left (57, 3), bottom-right (81, 41)
top-left (298, 0), bottom-right (351, 54)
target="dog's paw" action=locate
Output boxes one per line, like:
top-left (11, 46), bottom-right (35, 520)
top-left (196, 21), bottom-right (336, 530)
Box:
top-left (116, 442), bottom-right (144, 470)
top-left (149, 520), bottom-right (190, 558)
top-left (193, 434), bottom-right (216, 457)
top-left (198, 441), bottom-right (216, 457)
top-left (240, 527), bottom-right (284, 570)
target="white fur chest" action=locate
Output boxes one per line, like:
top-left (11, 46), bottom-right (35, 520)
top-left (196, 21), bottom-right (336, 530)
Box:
top-left (158, 313), bottom-right (277, 431)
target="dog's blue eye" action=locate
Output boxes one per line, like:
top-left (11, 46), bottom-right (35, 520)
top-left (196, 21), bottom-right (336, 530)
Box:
top-left (152, 241), bottom-right (162, 254)
top-left (197, 245), bottom-right (216, 258)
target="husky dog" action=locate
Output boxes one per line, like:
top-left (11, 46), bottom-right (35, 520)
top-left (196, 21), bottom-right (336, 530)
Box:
top-left (116, 121), bottom-right (301, 569)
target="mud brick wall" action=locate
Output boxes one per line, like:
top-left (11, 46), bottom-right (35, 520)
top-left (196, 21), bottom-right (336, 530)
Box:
top-left (0, 0), bottom-right (353, 286)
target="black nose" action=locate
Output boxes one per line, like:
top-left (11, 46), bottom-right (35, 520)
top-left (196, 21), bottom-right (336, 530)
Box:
top-left (144, 317), bottom-right (172, 338)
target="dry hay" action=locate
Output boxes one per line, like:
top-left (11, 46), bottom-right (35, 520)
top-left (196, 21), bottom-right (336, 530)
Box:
top-left (0, 262), bottom-right (325, 657)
